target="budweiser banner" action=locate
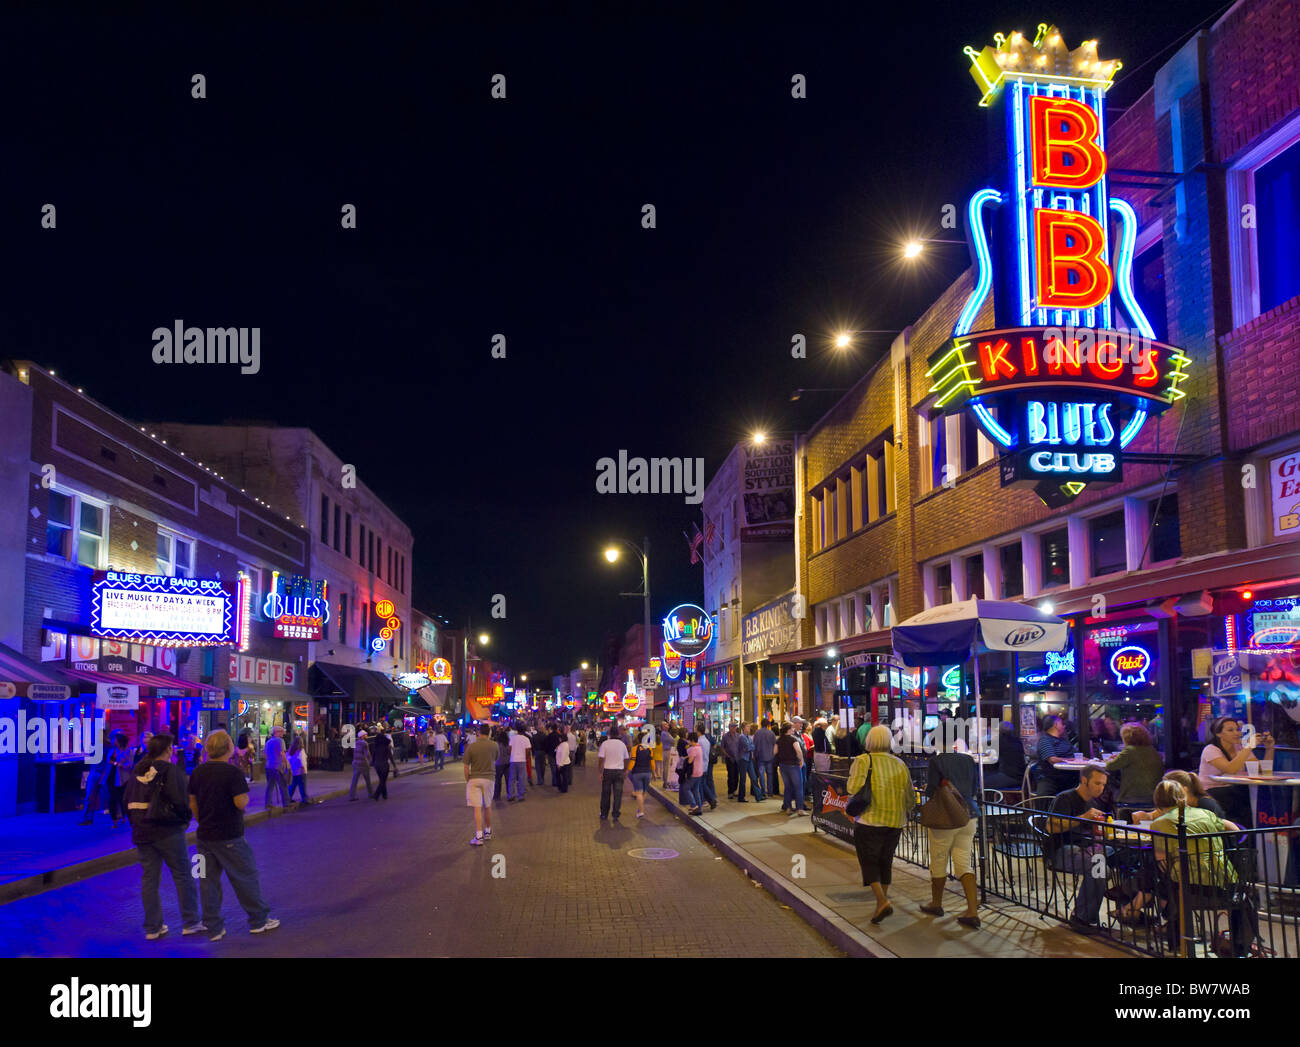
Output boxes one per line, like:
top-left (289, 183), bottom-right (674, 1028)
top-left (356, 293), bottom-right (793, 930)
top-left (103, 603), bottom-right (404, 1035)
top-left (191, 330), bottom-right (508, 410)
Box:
top-left (810, 771), bottom-right (856, 843)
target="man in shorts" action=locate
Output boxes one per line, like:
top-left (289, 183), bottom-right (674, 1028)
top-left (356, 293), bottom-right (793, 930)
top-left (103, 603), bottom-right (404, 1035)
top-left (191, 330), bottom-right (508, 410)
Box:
top-left (464, 723), bottom-right (497, 846)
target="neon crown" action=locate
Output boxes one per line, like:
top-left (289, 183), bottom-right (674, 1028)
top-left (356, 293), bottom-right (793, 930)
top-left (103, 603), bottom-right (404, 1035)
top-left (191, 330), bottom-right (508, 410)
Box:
top-left (966, 24), bottom-right (1122, 107)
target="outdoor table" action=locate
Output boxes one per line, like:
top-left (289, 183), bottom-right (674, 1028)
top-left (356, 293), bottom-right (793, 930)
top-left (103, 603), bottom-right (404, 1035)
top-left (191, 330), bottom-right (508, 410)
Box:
top-left (1209, 772), bottom-right (1300, 885)
top-left (1054, 756), bottom-right (1117, 772)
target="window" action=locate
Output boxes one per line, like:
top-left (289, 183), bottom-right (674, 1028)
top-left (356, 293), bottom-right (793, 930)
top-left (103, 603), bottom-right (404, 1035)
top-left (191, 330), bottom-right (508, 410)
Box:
top-left (368, 532), bottom-right (375, 573)
top-left (826, 487), bottom-right (837, 545)
top-left (999, 542), bottom-right (1024, 598)
top-left (1134, 241), bottom-right (1167, 342)
top-left (1148, 494), bottom-right (1182, 563)
top-left (333, 505), bottom-right (341, 552)
top-left (376, 537), bottom-right (382, 576)
top-left (935, 562), bottom-right (953, 606)
top-left (876, 448), bottom-right (889, 518)
top-left (1088, 511), bottom-right (1127, 577)
top-left (339, 593), bottom-right (349, 644)
top-left (320, 494), bottom-right (330, 544)
top-left (965, 553), bottom-right (985, 599)
top-left (241, 565), bottom-right (262, 617)
top-left (156, 530), bottom-right (194, 578)
top-left (881, 586), bottom-right (893, 628)
top-left (345, 514), bottom-right (352, 558)
top-left (359, 524), bottom-right (366, 565)
top-left (46, 490), bottom-right (105, 568)
top-left (360, 603), bottom-right (368, 650)
top-left (1040, 527), bottom-right (1069, 588)
top-left (960, 412), bottom-right (982, 473)
top-left (930, 415), bottom-right (948, 491)
top-left (1256, 140), bottom-right (1300, 314)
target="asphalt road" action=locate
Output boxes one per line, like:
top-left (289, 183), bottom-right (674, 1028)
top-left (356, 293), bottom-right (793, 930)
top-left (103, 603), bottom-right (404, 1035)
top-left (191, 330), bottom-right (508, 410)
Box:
top-left (0, 758), bottom-right (841, 958)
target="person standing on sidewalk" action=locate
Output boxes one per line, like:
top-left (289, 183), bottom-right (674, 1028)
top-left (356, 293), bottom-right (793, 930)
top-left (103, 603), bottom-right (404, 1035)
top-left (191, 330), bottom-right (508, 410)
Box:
top-left (722, 723), bottom-right (741, 798)
top-left (493, 728), bottom-right (510, 800)
top-left (554, 730), bottom-right (571, 793)
top-left (262, 725), bottom-right (291, 812)
top-left (287, 733), bottom-right (312, 806)
top-left (776, 722), bottom-right (806, 816)
top-left (696, 723), bottom-right (718, 810)
top-left (188, 730), bottom-right (279, 941)
top-left (627, 731), bottom-right (653, 819)
top-left (349, 730), bottom-right (374, 801)
top-left (684, 733), bottom-right (706, 815)
top-left (431, 728), bottom-right (448, 771)
top-left (464, 723), bottom-right (497, 846)
top-left (80, 725), bottom-right (113, 825)
top-left (597, 725), bottom-right (629, 823)
top-left (736, 724), bottom-right (764, 802)
top-left (125, 733), bottom-right (203, 941)
top-left (507, 724), bottom-right (530, 802)
top-left (371, 729), bottom-right (393, 800)
top-left (752, 721), bottom-right (777, 800)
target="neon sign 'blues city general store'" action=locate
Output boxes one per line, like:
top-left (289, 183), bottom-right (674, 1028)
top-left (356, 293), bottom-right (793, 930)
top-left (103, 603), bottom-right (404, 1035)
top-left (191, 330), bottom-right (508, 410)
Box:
top-left (925, 24), bottom-right (1191, 506)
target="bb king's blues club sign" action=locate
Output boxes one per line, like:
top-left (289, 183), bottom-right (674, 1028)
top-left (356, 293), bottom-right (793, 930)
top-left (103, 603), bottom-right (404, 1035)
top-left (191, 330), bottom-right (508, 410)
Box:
top-left (925, 25), bottom-right (1191, 506)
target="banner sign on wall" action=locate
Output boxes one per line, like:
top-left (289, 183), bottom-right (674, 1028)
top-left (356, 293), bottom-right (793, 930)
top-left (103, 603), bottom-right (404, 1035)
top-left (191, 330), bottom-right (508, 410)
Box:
top-left (96, 681), bottom-right (140, 710)
top-left (742, 441), bottom-right (795, 540)
top-left (1271, 451), bottom-right (1300, 538)
top-left (742, 592), bottom-right (802, 662)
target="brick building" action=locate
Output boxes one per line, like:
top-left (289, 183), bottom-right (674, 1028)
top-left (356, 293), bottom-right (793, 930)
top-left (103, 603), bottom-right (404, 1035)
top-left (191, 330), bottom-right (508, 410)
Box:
top-left (778, 3), bottom-right (1300, 772)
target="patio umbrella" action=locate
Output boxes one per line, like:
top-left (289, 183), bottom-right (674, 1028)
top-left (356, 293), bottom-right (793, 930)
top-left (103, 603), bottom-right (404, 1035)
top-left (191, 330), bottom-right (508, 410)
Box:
top-left (892, 598), bottom-right (1070, 895)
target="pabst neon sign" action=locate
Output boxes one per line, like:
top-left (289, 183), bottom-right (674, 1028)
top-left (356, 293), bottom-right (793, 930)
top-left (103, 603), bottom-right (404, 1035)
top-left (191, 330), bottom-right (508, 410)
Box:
top-left (1110, 645), bottom-right (1152, 688)
top-left (926, 25), bottom-right (1190, 505)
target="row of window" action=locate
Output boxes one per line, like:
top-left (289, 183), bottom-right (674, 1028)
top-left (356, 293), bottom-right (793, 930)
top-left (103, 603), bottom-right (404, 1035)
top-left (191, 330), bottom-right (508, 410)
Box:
top-left (813, 578), bottom-right (897, 646)
top-left (809, 433), bottom-right (896, 553)
top-left (46, 489), bottom-right (195, 577)
top-left (320, 491), bottom-right (406, 594)
top-left (924, 491), bottom-right (1181, 607)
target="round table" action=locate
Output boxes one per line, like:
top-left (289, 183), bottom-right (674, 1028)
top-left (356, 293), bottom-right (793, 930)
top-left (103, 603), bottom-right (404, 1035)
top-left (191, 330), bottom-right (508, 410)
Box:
top-left (1209, 773), bottom-right (1300, 886)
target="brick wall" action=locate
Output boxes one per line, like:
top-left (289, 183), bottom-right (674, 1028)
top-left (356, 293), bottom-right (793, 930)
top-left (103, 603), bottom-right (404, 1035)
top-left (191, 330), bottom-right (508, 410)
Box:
top-left (1222, 295), bottom-right (1300, 449)
top-left (1210, 0), bottom-right (1300, 164)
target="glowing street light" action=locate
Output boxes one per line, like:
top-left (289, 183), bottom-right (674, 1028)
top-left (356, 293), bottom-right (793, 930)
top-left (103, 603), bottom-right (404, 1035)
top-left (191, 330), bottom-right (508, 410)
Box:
top-left (834, 331), bottom-right (852, 349)
top-left (752, 430), bottom-right (767, 445)
top-left (604, 547), bottom-right (620, 563)
top-left (581, 661), bottom-right (589, 670)
top-left (478, 633), bottom-right (490, 645)
top-left (903, 240), bottom-right (924, 259)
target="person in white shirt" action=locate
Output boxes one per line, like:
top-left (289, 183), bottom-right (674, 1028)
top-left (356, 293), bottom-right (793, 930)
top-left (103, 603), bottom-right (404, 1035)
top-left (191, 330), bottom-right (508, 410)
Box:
top-left (555, 734), bottom-right (572, 793)
top-left (507, 726), bottom-right (531, 802)
top-left (431, 728), bottom-right (449, 771)
top-left (597, 726), bottom-right (630, 823)
top-left (566, 727), bottom-right (578, 770)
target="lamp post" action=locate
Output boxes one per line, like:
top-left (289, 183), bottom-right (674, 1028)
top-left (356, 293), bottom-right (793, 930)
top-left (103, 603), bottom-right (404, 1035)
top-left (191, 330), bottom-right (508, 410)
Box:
top-left (460, 624), bottom-right (488, 723)
top-left (604, 537), bottom-right (651, 669)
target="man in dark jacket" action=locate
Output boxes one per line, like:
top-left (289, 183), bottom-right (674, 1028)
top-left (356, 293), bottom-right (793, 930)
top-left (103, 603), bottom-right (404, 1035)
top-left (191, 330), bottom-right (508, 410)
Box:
top-left (371, 729), bottom-right (394, 800)
top-left (125, 733), bottom-right (202, 940)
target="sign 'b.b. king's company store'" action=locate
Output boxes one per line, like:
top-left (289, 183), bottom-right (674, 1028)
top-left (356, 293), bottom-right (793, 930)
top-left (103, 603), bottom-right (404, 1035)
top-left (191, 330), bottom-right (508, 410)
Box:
top-left (925, 25), bottom-right (1190, 506)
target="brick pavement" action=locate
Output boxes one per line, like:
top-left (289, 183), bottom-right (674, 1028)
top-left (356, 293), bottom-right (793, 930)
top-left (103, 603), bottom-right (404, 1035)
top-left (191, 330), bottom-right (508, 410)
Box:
top-left (0, 760), bottom-right (842, 958)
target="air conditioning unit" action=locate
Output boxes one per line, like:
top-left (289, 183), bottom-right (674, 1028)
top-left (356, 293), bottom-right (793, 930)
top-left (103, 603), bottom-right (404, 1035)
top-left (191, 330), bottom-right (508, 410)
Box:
top-left (1175, 590), bottom-right (1214, 617)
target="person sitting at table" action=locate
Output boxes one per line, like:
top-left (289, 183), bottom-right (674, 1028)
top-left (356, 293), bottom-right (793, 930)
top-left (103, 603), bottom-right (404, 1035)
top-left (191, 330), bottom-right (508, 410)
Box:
top-left (1044, 765), bottom-right (1112, 934)
top-left (1147, 779), bottom-right (1262, 957)
top-left (1105, 723), bottom-right (1165, 812)
top-left (1034, 715), bottom-right (1079, 796)
top-left (1130, 770), bottom-right (1226, 822)
top-left (1091, 716), bottom-right (1123, 755)
top-left (1197, 717), bottom-right (1273, 828)
top-left (983, 721), bottom-right (1025, 792)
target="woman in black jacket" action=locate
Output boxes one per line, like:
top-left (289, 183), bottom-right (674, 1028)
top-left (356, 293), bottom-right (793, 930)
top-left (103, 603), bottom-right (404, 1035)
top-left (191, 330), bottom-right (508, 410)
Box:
top-left (370, 730), bottom-right (393, 800)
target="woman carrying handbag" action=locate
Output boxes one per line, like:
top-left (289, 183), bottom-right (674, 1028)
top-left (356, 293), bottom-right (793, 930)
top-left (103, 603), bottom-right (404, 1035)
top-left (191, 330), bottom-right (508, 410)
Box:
top-left (919, 747), bottom-right (980, 928)
top-left (845, 725), bottom-right (913, 924)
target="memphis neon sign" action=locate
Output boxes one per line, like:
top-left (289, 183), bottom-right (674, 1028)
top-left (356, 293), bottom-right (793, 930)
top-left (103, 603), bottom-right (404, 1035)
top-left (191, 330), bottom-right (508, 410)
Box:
top-left (927, 25), bottom-right (1189, 504)
top-left (662, 604), bottom-right (714, 659)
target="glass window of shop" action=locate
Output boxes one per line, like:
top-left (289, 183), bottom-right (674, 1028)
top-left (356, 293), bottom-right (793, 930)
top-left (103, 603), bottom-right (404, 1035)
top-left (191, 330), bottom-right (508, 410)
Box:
top-left (1000, 541), bottom-right (1024, 598)
top-left (1088, 510), bottom-right (1126, 578)
top-left (935, 562), bottom-right (953, 605)
top-left (1041, 527), bottom-right (1069, 588)
top-left (1083, 618), bottom-right (1164, 758)
top-left (965, 553), bottom-right (985, 599)
top-left (1015, 647), bottom-right (1078, 752)
top-left (1148, 495), bottom-right (1182, 563)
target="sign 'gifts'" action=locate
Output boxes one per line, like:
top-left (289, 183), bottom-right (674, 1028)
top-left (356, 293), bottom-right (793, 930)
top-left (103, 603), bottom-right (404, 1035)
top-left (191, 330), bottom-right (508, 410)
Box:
top-left (925, 25), bottom-right (1190, 505)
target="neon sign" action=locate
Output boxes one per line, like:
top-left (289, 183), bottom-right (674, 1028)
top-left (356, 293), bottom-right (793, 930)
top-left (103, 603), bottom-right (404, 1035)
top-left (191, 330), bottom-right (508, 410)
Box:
top-left (427, 657), bottom-right (453, 685)
top-left (263, 574), bottom-right (330, 641)
top-left (1110, 646), bottom-right (1152, 688)
top-left (662, 604), bottom-right (714, 659)
top-left (927, 24), bottom-right (1189, 506)
top-left (1045, 649), bottom-right (1075, 676)
top-left (90, 572), bottom-right (236, 647)
top-left (370, 637), bottom-right (386, 652)
top-left (941, 665), bottom-right (963, 698)
top-left (622, 669), bottom-right (642, 713)
top-left (662, 643), bottom-right (683, 680)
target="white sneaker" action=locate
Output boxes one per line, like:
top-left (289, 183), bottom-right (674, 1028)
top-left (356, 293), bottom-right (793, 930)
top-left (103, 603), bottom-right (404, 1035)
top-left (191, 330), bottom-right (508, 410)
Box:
top-left (483, 829), bottom-right (492, 839)
top-left (636, 811), bottom-right (645, 819)
top-left (182, 923), bottom-right (207, 936)
top-left (145, 925), bottom-right (169, 940)
top-left (250, 918), bottom-right (280, 934)
top-left (470, 834), bottom-right (484, 846)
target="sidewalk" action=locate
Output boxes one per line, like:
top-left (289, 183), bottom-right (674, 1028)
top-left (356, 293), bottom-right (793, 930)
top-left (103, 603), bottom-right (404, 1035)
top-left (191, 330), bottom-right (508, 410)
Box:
top-left (649, 766), bottom-right (1128, 959)
top-left (0, 757), bottom-right (449, 905)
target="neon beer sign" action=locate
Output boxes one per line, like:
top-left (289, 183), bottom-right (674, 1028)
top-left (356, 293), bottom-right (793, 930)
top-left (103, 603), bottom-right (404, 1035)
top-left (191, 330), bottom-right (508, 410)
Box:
top-left (927, 25), bottom-right (1190, 504)
top-left (1110, 646), bottom-right (1152, 688)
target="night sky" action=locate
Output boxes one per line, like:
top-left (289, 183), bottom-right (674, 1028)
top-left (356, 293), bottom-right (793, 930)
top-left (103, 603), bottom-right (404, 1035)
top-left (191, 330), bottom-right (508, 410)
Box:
top-left (3, 2), bottom-right (1232, 675)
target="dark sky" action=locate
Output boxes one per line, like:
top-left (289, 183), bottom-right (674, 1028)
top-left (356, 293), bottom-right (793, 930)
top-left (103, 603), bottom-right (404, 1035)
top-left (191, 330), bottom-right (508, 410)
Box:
top-left (3, 1), bottom-right (1232, 676)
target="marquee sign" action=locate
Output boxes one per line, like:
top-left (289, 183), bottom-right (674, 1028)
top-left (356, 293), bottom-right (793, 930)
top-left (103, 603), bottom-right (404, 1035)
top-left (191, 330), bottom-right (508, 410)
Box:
top-left (926, 24), bottom-right (1190, 505)
top-left (263, 574), bottom-right (330, 640)
top-left (662, 603), bottom-right (714, 659)
top-left (91, 572), bottom-right (238, 647)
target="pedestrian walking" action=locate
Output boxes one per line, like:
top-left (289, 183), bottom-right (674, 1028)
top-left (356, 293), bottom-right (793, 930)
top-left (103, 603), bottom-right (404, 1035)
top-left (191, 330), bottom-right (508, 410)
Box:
top-left (371, 729), bottom-right (393, 800)
top-left (695, 724), bottom-right (719, 810)
top-left (431, 728), bottom-right (448, 771)
top-left (684, 733), bottom-right (705, 815)
top-left (105, 732), bottom-right (134, 829)
top-left (597, 725), bottom-right (629, 823)
top-left (627, 731), bottom-right (654, 819)
top-left (464, 723), bottom-right (497, 846)
top-left (236, 731), bottom-right (254, 781)
top-left (287, 733), bottom-right (313, 806)
top-left (722, 722), bottom-right (741, 798)
top-left (416, 727), bottom-right (428, 764)
top-left (847, 725), bottom-right (914, 924)
top-left (574, 727), bottom-right (586, 767)
top-left (187, 730), bottom-right (279, 941)
top-left (493, 727), bottom-right (510, 800)
top-left (125, 733), bottom-right (202, 940)
top-left (555, 730), bottom-right (571, 793)
top-left (507, 723), bottom-right (530, 802)
top-left (776, 722), bottom-right (806, 816)
top-left (920, 746), bottom-right (981, 928)
top-left (79, 726), bottom-right (113, 825)
top-left (796, 718), bottom-right (814, 803)
top-left (566, 725), bottom-right (578, 771)
top-left (349, 730), bottom-right (374, 800)
top-left (262, 725), bottom-right (291, 811)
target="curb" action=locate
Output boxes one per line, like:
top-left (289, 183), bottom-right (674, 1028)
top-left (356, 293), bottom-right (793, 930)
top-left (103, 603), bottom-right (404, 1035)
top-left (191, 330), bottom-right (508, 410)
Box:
top-left (647, 783), bottom-right (895, 959)
top-left (0, 761), bottom-right (444, 907)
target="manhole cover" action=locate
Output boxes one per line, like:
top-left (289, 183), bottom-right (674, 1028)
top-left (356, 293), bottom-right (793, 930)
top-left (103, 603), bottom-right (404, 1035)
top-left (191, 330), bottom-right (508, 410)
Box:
top-left (628, 847), bottom-right (679, 860)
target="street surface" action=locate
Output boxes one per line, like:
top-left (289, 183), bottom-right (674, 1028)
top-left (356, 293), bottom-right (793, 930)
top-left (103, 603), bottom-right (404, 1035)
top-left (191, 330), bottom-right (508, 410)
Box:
top-left (0, 760), bottom-right (841, 958)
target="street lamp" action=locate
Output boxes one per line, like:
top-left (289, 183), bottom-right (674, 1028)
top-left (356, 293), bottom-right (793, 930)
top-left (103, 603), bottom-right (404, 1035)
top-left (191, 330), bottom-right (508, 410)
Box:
top-left (901, 237), bottom-right (964, 259)
top-left (580, 661), bottom-right (589, 670)
top-left (603, 537), bottom-right (651, 668)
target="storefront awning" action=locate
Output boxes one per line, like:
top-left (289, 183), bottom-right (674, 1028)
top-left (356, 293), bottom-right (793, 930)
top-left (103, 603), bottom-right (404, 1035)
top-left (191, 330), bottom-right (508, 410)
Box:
top-left (309, 661), bottom-right (407, 702)
top-left (60, 664), bottom-right (223, 698)
top-left (0, 642), bottom-right (79, 699)
top-left (769, 628), bottom-right (894, 665)
top-left (229, 683), bottom-right (308, 705)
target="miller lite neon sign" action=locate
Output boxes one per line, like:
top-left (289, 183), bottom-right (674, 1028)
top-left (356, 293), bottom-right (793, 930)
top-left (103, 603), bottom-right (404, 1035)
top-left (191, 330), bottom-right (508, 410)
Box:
top-left (927, 24), bottom-right (1190, 505)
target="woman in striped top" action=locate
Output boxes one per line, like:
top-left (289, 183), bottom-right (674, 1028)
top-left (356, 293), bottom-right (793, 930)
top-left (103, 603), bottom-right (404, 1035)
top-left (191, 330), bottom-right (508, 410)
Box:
top-left (846, 724), bottom-right (914, 924)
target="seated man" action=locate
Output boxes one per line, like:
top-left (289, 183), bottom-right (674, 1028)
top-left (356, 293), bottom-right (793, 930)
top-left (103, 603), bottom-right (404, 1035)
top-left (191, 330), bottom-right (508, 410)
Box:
top-left (1035, 715), bottom-right (1080, 795)
top-left (1045, 766), bottom-right (1111, 935)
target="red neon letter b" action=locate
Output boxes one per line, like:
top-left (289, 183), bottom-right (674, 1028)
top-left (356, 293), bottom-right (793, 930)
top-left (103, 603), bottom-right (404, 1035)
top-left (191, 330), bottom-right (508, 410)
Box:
top-left (1035, 210), bottom-right (1113, 311)
top-left (1029, 96), bottom-right (1106, 189)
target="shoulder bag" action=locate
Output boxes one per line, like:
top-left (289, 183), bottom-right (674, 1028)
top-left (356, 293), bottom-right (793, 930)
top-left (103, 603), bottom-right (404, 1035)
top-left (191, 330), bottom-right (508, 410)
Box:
top-left (844, 755), bottom-right (873, 818)
top-left (920, 759), bottom-right (971, 830)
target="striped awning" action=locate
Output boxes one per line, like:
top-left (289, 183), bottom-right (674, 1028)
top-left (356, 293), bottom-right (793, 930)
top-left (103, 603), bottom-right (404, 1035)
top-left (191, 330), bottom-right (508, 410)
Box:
top-left (61, 665), bottom-right (222, 697)
top-left (0, 642), bottom-right (78, 699)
